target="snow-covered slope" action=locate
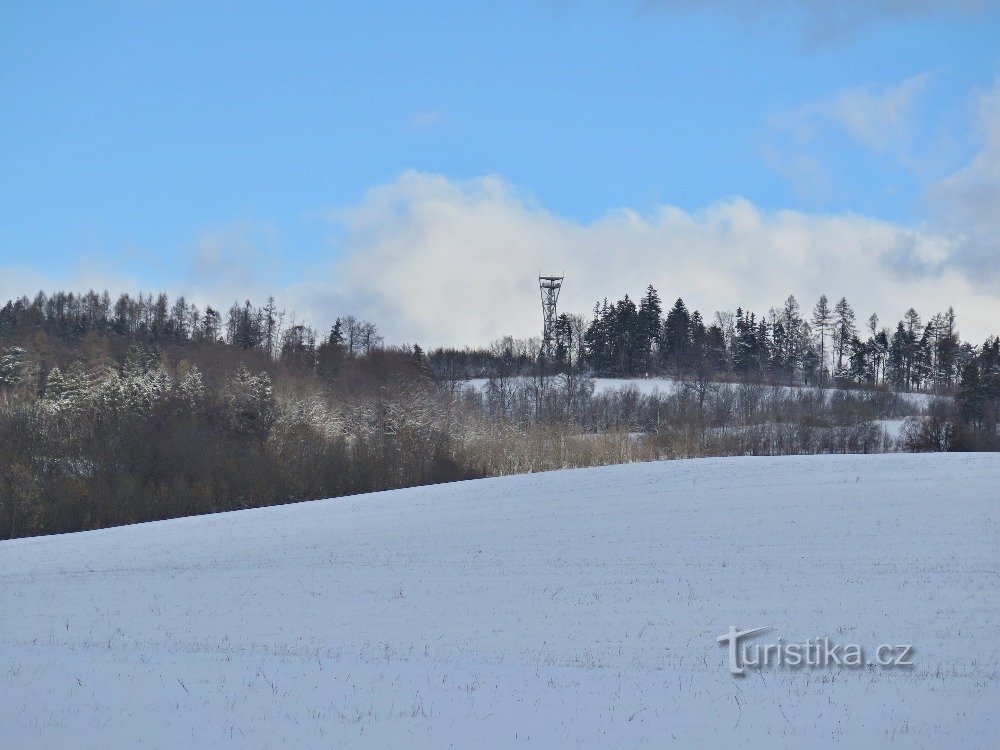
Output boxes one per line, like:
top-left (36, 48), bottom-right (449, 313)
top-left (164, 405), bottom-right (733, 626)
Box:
top-left (589, 377), bottom-right (938, 406)
top-left (1, 454), bottom-right (997, 748)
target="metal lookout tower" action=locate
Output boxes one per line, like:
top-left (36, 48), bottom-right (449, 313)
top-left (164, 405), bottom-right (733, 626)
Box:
top-left (538, 274), bottom-right (564, 358)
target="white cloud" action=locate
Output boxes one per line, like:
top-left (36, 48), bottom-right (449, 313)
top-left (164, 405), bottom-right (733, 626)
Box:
top-left (764, 73), bottom-right (931, 196)
top-left (820, 74), bottom-right (930, 154)
top-left (321, 170), bottom-right (998, 347)
top-left (927, 76), bottom-right (1000, 279)
top-left (178, 223), bottom-right (284, 312)
top-left (5, 153), bottom-right (996, 349)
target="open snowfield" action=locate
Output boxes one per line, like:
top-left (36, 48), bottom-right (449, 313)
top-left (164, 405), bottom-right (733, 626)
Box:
top-left (1, 453), bottom-right (997, 748)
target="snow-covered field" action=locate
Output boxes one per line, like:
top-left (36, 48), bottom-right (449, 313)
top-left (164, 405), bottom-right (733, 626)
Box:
top-left (1, 454), bottom-right (997, 748)
top-left (590, 377), bottom-right (939, 407)
top-left (465, 376), bottom-right (939, 408)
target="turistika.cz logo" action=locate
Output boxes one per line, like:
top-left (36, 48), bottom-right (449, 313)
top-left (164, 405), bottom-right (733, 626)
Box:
top-left (717, 626), bottom-right (914, 676)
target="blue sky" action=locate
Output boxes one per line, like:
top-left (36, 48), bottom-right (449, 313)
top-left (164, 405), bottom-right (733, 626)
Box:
top-left (1, 1), bottom-right (999, 343)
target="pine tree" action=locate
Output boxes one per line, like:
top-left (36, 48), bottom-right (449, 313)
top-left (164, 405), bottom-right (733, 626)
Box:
top-left (168, 296), bottom-right (190, 339)
top-left (613, 295), bottom-right (642, 376)
top-left (661, 298), bottom-right (692, 377)
top-left (832, 297), bottom-right (857, 378)
top-left (554, 313), bottom-right (573, 366)
top-left (317, 318), bottom-right (347, 380)
top-left (0, 347), bottom-right (28, 395)
top-left (704, 323), bottom-right (728, 373)
top-left (151, 293), bottom-right (169, 340)
top-left (887, 323), bottom-right (907, 389)
top-left (638, 286), bottom-right (662, 372)
top-left (223, 367), bottom-right (275, 437)
top-left (44, 366), bottom-right (68, 403)
top-left (778, 295), bottom-right (803, 382)
top-left (811, 295), bottom-right (831, 383)
top-left (263, 296), bottom-right (281, 358)
top-left (846, 335), bottom-right (871, 384)
top-left (958, 362), bottom-right (986, 428)
top-left (199, 306), bottom-right (221, 342)
top-left (177, 364), bottom-right (205, 409)
top-left (902, 308), bottom-right (922, 389)
top-left (584, 300), bottom-right (613, 375)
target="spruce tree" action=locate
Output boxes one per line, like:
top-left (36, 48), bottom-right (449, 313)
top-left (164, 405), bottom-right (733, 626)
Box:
top-left (832, 297), bottom-right (857, 378)
top-left (638, 286), bottom-right (662, 372)
top-left (661, 298), bottom-right (691, 377)
top-left (958, 362), bottom-right (986, 428)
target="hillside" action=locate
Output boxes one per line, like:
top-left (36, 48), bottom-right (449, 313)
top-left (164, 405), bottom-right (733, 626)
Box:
top-left (1, 454), bottom-right (997, 748)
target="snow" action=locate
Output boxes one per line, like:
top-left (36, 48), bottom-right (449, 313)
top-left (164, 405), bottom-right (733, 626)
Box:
top-left (874, 418), bottom-right (909, 442)
top-left (464, 376), bottom-right (940, 407)
top-left (592, 377), bottom-right (678, 396)
top-left (1, 453), bottom-right (997, 748)
top-left (591, 377), bottom-right (939, 407)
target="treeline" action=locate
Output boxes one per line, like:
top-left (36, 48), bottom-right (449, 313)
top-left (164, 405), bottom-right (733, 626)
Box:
top-left (578, 286), bottom-right (983, 392)
top-left (1, 287), bottom-right (997, 540)
top-left (0, 290), bottom-right (652, 540)
top-left (0, 290), bottom-right (384, 376)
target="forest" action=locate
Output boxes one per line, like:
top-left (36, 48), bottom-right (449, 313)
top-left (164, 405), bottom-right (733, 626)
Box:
top-left (1, 287), bottom-right (997, 540)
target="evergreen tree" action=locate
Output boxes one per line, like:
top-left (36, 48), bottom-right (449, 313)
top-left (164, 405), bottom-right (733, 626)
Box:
top-left (0, 347), bottom-right (28, 396)
top-left (584, 300), bottom-right (613, 375)
top-left (902, 308), bottom-right (922, 389)
top-left (168, 296), bottom-right (190, 339)
top-left (660, 298), bottom-right (692, 376)
top-left (317, 319), bottom-right (347, 381)
top-left (846, 335), bottom-right (871, 384)
top-left (200, 306), bottom-right (221, 342)
top-left (151, 293), bottom-right (169, 340)
top-left (44, 366), bottom-right (68, 403)
top-left (637, 286), bottom-right (662, 371)
top-left (554, 313), bottom-right (573, 366)
top-left (779, 295), bottom-right (804, 382)
top-left (613, 295), bottom-right (642, 376)
top-left (832, 297), bottom-right (856, 378)
top-left (704, 323), bottom-right (728, 373)
top-left (732, 308), bottom-right (751, 374)
top-left (958, 362), bottom-right (986, 428)
top-left (887, 323), bottom-right (907, 389)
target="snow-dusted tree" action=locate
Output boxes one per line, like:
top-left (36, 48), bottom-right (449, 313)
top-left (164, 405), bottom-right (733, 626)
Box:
top-left (0, 347), bottom-right (29, 398)
top-left (43, 366), bottom-right (67, 403)
top-left (41, 362), bottom-right (98, 410)
top-left (223, 367), bottom-right (276, 436)
top-left (176, 363), bottom-right (205, 410)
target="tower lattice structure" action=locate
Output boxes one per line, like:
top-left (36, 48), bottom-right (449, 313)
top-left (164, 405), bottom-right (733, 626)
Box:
top-left (538, 275), bottom-right (564, 358)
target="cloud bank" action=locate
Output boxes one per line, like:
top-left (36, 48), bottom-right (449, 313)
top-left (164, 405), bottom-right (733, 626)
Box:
top-left (323, 171), bottom-right (997, 347)
top-left (3, 170), bottom-right (996, 348)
